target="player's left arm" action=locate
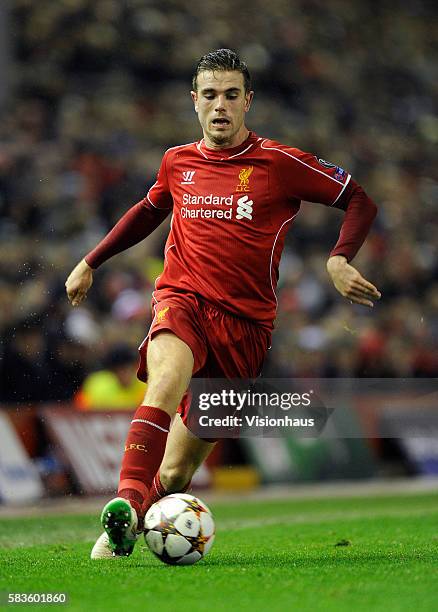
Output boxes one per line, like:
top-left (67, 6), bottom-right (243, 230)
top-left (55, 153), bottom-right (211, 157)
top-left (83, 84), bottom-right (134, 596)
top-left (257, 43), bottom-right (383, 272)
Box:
top-left (326, 182), bottom-right (381, 308)
top-left (270, 145), bottom-right (381, 307)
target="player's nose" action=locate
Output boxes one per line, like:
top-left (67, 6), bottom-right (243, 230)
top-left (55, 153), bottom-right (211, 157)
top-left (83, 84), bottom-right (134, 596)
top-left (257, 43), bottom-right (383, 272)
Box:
top-left (215, 95), bottom-right (226, 111)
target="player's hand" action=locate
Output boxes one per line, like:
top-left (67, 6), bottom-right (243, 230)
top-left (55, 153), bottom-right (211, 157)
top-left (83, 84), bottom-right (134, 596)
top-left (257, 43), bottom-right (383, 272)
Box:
top-left (65, 259), bottom-right (94, 306)
top-left (326, 255), bottom-right (381, 308)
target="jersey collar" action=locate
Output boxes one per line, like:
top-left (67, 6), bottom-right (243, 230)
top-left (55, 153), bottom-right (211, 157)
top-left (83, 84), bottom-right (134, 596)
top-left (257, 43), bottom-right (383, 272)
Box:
top-left (196, 131), bottom-right (260, 161)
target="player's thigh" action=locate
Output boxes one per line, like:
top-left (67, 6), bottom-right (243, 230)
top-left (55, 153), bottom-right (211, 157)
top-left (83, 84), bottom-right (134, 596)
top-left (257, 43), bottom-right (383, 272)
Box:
top-left (210, 314), bottom-right (271, 378)
top-left (144, 331), bottom-right (194, 412)
top-left (160, 413), bottom-right (216, 489)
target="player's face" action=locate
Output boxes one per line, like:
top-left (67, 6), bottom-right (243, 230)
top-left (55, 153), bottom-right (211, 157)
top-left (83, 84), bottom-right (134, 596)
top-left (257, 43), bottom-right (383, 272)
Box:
top-left (191, 70), bottom-right (253, 148)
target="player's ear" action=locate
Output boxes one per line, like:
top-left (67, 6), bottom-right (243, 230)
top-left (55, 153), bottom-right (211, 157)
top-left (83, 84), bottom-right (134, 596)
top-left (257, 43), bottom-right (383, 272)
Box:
top-left (191, 90), bottom-right (199, 113)
top-left (244, 90), bottom-right (254, 112)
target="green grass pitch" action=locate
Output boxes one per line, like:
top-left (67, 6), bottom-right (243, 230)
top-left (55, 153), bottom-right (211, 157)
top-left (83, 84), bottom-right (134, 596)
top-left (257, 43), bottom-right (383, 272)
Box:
top-left (1, 491), bottom-right (437, 611)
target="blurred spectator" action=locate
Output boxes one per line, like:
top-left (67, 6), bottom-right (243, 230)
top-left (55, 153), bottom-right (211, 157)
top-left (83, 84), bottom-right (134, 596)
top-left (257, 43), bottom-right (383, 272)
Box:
top-left (0, 315), bottom-right (86, 403)
top-left (75, 343), bottom-right (145, 410)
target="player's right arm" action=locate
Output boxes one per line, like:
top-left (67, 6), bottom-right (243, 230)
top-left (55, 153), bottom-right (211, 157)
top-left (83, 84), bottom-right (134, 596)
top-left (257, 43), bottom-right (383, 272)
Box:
top-left (65, 152), bottom-right (173, 306)
top-left (266, 141), bottom-right (380, 307)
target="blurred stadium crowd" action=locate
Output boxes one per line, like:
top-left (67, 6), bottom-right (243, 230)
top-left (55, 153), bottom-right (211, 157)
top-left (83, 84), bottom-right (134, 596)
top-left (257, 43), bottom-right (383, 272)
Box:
top-left (1, 0), bottom-right (437, 404)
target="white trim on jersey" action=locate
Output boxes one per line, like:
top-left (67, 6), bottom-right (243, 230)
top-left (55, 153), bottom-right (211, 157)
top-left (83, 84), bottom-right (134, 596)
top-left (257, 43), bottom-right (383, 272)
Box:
top-left (260, 140), bottom-right (347, 188)
top-left (227, 143), bottom-right (256, 159)
top-left (196, 139), bottom-right (256, 160)
top-left (165, 141), bottom-right (197, 152)
top-left (197, 140), bottom-right (209, 159)
top-left (152, 243), bottom-right (175, 305)
top-left (147, 144), bottom-right (196, 210)
top-left (269, 213), bottom-right (299, 309)
top-left (331, 173), bottom-right (351, 206)
top-left (163, 242), bottom-right (176, 261)
top-left (146, 191), bottom-right (159, 208)
top-left (147, 183), bottom-right (172, 210)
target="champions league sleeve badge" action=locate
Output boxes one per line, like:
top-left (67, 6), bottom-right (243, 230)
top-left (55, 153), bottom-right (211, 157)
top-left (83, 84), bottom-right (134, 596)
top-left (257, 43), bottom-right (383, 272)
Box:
top-left (315, 157), bottom-right (347, 182)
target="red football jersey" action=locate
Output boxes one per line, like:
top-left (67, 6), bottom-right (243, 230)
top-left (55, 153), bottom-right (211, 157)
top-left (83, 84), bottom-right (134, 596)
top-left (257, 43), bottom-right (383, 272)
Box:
top-left (147, 131), bottom-right (353, 329)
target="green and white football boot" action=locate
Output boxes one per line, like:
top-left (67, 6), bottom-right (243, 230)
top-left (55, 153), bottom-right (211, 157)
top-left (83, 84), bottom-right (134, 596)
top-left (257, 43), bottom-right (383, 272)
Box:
top-left (91, 497), bottom-right (139, 559)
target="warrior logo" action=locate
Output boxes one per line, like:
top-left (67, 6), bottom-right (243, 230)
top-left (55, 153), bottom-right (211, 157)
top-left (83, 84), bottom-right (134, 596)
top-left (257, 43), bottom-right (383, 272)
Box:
top-left (236, 195), bottom-right (253, 220)
top-left (236, 166), bottom-right (253, 192)
top-left (181, 170), bottom-right (196, 185)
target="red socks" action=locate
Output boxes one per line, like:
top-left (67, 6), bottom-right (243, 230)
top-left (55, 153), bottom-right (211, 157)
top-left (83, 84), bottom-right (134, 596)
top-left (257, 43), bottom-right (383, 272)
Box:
top-left (118, 405), bottom-right (170, 517)
top-left (142, 472), bottom-right (192, 515)
top-left (148, 472), bottom-right (167, 506)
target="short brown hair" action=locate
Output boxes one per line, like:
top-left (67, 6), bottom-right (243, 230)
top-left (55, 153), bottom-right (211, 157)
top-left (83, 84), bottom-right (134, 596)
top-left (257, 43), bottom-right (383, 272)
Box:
top-left (192, 49), bottom-right (252, 93)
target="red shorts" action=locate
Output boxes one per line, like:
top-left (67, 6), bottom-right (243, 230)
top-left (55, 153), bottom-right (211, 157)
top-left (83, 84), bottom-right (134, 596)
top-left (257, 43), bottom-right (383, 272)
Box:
top-left (137, 291), bottom-right (271, 434)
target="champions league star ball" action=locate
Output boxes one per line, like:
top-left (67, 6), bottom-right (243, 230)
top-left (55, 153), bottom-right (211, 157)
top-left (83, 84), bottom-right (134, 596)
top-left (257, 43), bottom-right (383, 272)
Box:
top-left (144, 493), bottom-right (215, 565)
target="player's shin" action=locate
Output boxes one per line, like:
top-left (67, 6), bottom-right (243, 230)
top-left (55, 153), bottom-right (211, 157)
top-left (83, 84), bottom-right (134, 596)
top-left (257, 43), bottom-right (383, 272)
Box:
top-left (118, 405), bottom-right (171, 519)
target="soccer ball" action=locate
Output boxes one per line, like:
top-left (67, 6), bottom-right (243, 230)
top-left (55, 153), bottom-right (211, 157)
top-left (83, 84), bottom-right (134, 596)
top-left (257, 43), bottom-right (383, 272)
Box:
top-left (144, 493), bottom-right (215, 565)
